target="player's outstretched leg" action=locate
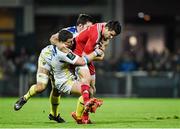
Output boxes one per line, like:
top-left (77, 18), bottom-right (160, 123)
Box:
top-left (14, 83), bottom-right (48, 111)
top-left (48, 113), bottom-right (65, 123)
top-left (14, 84), bottom-right (37, 111)
top-left (14, 96), bottom-right (27, 111)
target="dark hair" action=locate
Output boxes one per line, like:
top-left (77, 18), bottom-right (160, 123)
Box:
top-left (76, 14), bottom-right (94, 26)
top-left (105, 20), bottom-right (121, 35)
top-left (58, 29), bottom-right (73, 42)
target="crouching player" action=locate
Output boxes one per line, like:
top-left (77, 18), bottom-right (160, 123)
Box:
top-left (14, 29), bottom-right (103, 123)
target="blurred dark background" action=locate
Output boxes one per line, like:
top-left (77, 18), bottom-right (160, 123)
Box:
top-left (0, 0), bottom-right (180, 98)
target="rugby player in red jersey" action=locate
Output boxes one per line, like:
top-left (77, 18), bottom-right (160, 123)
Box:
top-left (72, 21), bottom-right (121, 123)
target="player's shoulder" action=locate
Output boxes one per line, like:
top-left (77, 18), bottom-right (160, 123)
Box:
top-left (89, 23), bottom-right (104, 31)
top-left (88, 23), bottom-right (102, 35)
top-left (41, 45), bottom-right (53, 52)
top-left (90, 23), bottom-right (104, 27)
top-left (40, 45), bottom-right (54, 58)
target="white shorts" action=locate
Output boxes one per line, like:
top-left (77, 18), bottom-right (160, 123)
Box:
top-left (55, 76), bottom-right (77, 94)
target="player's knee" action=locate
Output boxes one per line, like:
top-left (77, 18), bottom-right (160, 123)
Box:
top-left (36, 73), bottom-right (49, 85)
top-left (35, 83), bottom-right (46, 93)
top-left (78, 71), bottom-right (91, 84)
top-left (81, 76), bottom-right (91, 85)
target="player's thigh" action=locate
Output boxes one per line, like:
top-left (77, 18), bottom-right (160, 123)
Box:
top-left (37, 53), bottom-right (50, 75)
top-left (49, 73), bottom-right (56, 90)
top-left (90, 74), bottom-right (96, 87)
top-left (76, 66), bottom-right (91, 84)
top-left (36, 54), bottom-right (50, 85)
top-left (70, 80), bottom-right (94, 96)
top-left (35, 82), bottom-right (48, 92)
top-left (70, 81), bottom-right (82, 95)
top-left (36, 67), bottom-right (49, 90)
top-left (37, 67), bottom-right (49, 74)
top-left (49, 77), bottom-right (59, 97)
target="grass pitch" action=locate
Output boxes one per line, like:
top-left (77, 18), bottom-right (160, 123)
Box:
top-left (0, 97), bottom-right (180, 128)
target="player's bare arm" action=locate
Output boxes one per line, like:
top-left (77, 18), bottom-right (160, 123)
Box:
top-left (74, 48), bottom-right (104, 66)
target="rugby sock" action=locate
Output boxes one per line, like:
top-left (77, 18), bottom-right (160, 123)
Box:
top-left (24, 84), bottom-right (36, 100)
top-left (82, 111), bottom-right (89, 120)
top-left (50, 93), bottom-right (60, 117)
top-left (81, 84), bottom-right (90, 104)
top-left (76, 96), bottom-right (84, 119)
top-left (81, 84), bottom-right (91, 121)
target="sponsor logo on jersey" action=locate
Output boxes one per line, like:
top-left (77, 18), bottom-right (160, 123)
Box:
top-left (67, 52), bottom-right (76, 60)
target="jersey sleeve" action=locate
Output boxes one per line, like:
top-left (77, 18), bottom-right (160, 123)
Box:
top-left (60, 51), bottom-right (79, 64)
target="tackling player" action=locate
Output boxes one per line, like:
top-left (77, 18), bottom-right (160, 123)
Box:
top-left (49, 14), bottom-right (97, 124)
top-left (14, 29), bottom-right (103, 122)
top-left (51, 19), bottom-right (121, 124)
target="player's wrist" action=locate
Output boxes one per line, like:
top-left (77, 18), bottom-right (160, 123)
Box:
top-left (83, 56), bottom-right (89, 64)
top-left (94, 49), bottom-right (103, 56)
top-left (94, 50), bottom-right (98, 56)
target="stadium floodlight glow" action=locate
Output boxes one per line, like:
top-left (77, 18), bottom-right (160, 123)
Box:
top-left (144, 14), bottom-right (151, 21)
top-left (138, 12), bottom-right (144, 18)
top-left (129, 36), bottom-right (137, 46)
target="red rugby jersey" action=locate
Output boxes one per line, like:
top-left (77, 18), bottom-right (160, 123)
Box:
top-left (73, 23), bottom-right (105, 56)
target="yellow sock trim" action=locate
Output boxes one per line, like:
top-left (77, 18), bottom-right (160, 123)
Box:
top-left (76, 96), bottom-right (84, 119)
top-left (24, 84), bottom-right (36, 100)
top-left (50, 92), bottom-right (60, 117)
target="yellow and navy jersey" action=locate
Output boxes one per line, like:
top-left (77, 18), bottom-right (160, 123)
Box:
top-left (39, 45), bottom-right (79, 87)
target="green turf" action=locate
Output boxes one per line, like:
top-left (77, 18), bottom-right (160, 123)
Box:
top-left (0, 97), bottom-right (180, 128)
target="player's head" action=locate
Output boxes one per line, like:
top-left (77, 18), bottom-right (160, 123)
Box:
top-left (58, 29), bottom-right (73, 48)
top-left (103, 20), bottom-right (121, 40)
top-left (76, 14), bottom-right (94, 32)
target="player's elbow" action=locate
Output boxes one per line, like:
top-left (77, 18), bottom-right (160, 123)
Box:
top-left (79, 60), bottom-right (86, 66)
